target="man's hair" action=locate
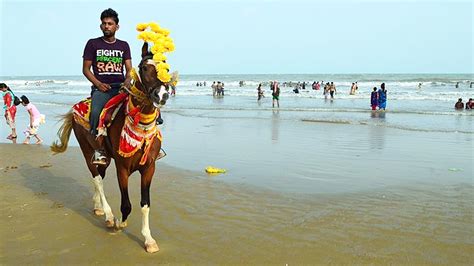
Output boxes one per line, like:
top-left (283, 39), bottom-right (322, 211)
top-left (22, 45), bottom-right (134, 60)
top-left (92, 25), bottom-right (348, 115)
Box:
top-left (101, 8), bottom-right (119, 24)
top-left (20, 95), bottom-right (30, 104)
top-left (0, 83), bottom-right (7, 88)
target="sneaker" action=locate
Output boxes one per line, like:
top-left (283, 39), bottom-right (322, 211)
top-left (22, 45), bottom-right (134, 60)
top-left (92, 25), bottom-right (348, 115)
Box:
top-left (92, 150), bottom-right (107, 165)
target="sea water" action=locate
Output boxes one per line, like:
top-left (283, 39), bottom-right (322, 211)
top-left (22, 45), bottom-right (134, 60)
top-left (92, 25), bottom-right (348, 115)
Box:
top-left (2, 73), bottom-right (473, 133)
top-left (1, 74), bottom-right (472, 194)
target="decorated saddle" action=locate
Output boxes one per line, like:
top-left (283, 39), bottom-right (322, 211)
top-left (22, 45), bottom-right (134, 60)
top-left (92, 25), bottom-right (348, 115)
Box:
top-left (72, 93), bottom-right (127, 132)
top-left (72, 92), bottom-right (162, 165)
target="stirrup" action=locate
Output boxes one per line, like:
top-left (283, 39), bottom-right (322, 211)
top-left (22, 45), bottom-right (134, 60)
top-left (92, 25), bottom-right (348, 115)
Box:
top-left (92, 150), bottom-right (107, 165)
top-left (156, 148), bottom-right (167, 160)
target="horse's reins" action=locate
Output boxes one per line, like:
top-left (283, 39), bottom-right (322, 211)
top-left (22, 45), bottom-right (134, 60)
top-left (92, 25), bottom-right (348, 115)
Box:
top-left (121, 69), bottom-right (148, 103)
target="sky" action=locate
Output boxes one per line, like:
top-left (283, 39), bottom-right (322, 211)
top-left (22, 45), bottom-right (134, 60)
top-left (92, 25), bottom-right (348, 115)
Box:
top-left (0, 0), bottom-right (472, 76)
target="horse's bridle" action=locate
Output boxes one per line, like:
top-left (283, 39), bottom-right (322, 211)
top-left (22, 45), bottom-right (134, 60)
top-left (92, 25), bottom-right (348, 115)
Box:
top-left (137, 56), bottom-right (165, 97)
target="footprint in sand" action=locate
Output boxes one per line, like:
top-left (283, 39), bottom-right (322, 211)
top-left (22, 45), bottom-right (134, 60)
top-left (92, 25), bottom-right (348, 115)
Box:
top-left (51, 202), bottom-right (64, 209)
top-left (3, 165), bottom-right (18, 172)
top-left (39, 164), bottom-right (52, 168)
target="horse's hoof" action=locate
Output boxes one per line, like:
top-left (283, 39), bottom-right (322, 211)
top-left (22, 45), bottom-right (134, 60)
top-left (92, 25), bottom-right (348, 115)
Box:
top-left (145, 241), bottom-right (159, 253)
top-left (94, 209), bottom-right (105, 216)
top-left (114, 218), bottom-right (127, 230)
top-left (105, 219), bottom-right (115, 228)
top-left (119, 220), bottom-right (127, 228)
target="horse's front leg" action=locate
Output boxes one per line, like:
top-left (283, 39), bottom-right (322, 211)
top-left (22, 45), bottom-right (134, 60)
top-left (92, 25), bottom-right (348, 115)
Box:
top-left (114, 166), bottom-right (132, 229)
top-left (140, 164), bottom-right (159, 253)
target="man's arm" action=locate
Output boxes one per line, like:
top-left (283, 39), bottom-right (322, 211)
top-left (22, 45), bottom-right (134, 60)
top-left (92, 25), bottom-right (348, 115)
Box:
top-left (82, 59), bottom-right (110, 92)
top-left (122, 59), bottom-right (133, 89)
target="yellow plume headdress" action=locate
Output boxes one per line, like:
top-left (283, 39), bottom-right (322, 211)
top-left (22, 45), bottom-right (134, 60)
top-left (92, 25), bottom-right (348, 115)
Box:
top-left (136, 22), bottom-right (177, 84)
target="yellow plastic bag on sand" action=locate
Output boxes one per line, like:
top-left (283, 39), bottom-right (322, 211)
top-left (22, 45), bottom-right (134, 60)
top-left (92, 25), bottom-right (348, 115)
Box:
top-left (205, 166), bottom-right (226, 174)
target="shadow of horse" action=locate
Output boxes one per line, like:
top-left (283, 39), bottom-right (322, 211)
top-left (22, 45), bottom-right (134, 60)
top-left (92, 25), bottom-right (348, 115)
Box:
top-left (16, 162), bottom-right (104, 230)
top-left (15, 159), bottom-right (145, 247)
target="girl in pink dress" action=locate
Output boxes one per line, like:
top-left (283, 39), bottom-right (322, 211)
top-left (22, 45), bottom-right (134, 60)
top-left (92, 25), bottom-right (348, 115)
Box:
top-left (20, 95), bottom-right (45, 144)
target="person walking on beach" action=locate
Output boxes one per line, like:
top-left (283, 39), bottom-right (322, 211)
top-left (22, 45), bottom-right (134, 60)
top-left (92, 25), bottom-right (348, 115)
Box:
top-left (19, 95), bottom-right (45, 145)
top-left (370, 87), bottom-right (378, 110)
top-left (257, 83), bottom-right (264, 101)
top-left (272, 81), bottom-right (280, 108)
top-left (378, 83), bottom-right (387, 110)
top-left (1, 83), bottom-right (18, 141)
top-left (82, 8), bottom-right (133, 165)
top-left (454, 98), bottom-right (464, 110)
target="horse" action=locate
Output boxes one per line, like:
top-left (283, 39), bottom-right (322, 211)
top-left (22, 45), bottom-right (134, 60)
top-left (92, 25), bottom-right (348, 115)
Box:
top-left (51, 42), bottom-right (170, 253)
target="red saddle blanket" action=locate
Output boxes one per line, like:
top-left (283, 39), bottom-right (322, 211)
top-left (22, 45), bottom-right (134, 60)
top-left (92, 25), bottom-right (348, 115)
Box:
top-left (72, 93), bottom-right (162, 165)
top-left (72, 93), bottom-right (128, 132)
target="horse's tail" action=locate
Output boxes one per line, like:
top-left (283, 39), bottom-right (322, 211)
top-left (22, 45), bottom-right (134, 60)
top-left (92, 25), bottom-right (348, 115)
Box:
top-left (50, 110), bottom-right (74, 154)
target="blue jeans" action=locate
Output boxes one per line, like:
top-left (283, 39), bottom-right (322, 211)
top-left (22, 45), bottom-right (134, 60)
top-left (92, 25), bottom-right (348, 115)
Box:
top-left (90, 85), bottom-right (120, 136)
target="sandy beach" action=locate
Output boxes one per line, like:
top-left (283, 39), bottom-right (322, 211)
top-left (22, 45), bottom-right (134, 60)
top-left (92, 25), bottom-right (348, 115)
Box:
top-left (1, 137), bottom-right (472, 264)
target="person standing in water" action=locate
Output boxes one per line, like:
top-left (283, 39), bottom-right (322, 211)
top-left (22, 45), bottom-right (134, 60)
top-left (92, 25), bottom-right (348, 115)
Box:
top-left (257, 83), bottom-right (264, 101)
top-left (272, 81), bottom-right (280, 108)
top-left (454, 98), bottom-right (464, 110)
top-left (378, 83), bottom-right (387, 110)
top-left (329, 82), bottom-right (336, 99)
top-left (370, 87), bottom-right (378, 110)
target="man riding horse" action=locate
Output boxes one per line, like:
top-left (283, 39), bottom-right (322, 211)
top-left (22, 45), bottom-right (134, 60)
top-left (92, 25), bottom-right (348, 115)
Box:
top-left (52, 11), bottom-right (177, 253)
top-left (83, 8), bottom-right (132, 165)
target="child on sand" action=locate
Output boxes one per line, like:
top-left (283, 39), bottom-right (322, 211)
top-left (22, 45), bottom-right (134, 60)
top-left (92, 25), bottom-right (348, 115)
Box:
top-left (20, 95), bottom-right (45, 144)
top-left (1, 83), bottom-right (18, 140)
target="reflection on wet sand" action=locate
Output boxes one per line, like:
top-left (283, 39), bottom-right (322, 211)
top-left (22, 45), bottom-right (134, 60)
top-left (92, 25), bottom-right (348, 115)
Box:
top-left (271, 109), bottom-right (280, 141)
top-left (370, 111), bottom-right (386, 150)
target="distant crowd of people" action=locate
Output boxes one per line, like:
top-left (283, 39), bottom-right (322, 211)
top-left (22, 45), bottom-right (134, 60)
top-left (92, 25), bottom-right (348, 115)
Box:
top-left (1, 83), bottom-right (45, 144)
top-left (207, 79), bottom-right (473, 111)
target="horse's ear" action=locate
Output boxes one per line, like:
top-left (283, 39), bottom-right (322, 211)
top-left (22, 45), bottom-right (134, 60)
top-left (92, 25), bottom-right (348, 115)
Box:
top-left (169, 71), bottom-right (179, 85)
top-left (141, 42), bottom-right (149, 58)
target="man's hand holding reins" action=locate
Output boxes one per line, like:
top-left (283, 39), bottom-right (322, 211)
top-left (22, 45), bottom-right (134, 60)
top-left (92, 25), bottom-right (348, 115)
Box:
top-left (122, 78), bottom-right (132, 90)
top-left (95, 82), bottom-right (111, 92)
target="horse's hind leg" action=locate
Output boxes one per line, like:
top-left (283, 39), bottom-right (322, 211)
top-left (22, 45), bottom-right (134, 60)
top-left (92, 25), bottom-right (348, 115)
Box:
top-left (74, 125), bottom-right (114, 227)
top-left (91, 175), bottom-right (115, 228)
top-left (92, 163), bottom-right (109, 216)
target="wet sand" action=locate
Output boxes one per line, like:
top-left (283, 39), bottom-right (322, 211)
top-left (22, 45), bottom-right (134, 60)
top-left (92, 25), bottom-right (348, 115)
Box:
top-left (0, 144), bottom-right (472, 264)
